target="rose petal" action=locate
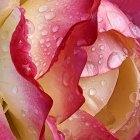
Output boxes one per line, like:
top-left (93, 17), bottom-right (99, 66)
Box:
top-left (20, 0), bottom-right (100, 78)
top-left (38, 1), bottom-right (100, 123)
top-left (80, 68), bottom-right (119, 116)
top-left (0, 8), bottom-right (52, 140)
top-left (46, 116), bottom-right (65, 140)
top-left (0, 0), bottom-right (19, 26)
top-left (0, 102), bottom-right (15, 140)
top-left (59, 110), bottom-right (118, 140)
top-left (95, 58), bottom-right (139, 135)
top-left (82, 31), bottom-right (136, 77)
top-left (97, 0), bottom-right (140, 41)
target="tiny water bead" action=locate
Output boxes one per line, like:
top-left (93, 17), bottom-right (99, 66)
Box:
top-left (39, 5), bottom-right (48, 12)
top-left (12, 86), bottom-right (18, 94)
top-left (107, 52), bottom-right (125, 69)
top-left (27, 21), bottom-right (35, 35)
top-left (45, 11), bottom-right (55, 20)
top-left (89, 88), bottom-right (96, 96)
top-left (63, 72), bottom-right (70, 87)
top-left (52, 25), bottom-right (59, 33)
top-left (129, 24), bottom-right (140, 38)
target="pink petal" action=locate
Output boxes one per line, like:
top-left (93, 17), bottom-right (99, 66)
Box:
top-left (98, 0), bottom-right (140, 40)
top-left (0, 8), bottom-right (53, 140)
top-left (11, 1), bottom-right (100, 123)
top-left (0, 104), bottom-right (15, 140)
top-left (82, 31), bottom-right (136, 77)
top-left (46, 116), bottom-right (65, 140)
top-left (20, 0), bottom-right (101, 78)
top-left (59, 110), bottom-right (118, 140)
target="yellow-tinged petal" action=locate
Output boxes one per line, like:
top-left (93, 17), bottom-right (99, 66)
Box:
top-left (80, 69), bottom-right (119, 116)
top-left (0, 0), bottom-right (19, 27)
top-left (95, 58), bottom-right (139, 135)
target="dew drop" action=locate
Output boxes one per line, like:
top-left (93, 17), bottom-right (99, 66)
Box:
top-left (107, 52), bottom-right (125, 69)
top-left (101, 80), bottom-right (106, 86)
top-left (45, 11), bottom-right (55, 20)
top-left (129, 92), bottom-right (136, 103)
top-left (129, 24), bottom-right (140, 38)
top-left (89, 88), bottom-right (96, 96)
top-left (12, 86), bottom-right (18, 94)
top-left (98, 17), bottom-right (103, 23)
top-left (63, 72), bottom-right (69, 87)
top-left (52, 25), bottom-right (59, 33)
top-left (91, 47), bottom-right (96, 52)
top-left (39, 5), bottom-right (48, 12)
top-left (100, 45), bottom-right (105, 50)
top-left (41, 30), bottom-right (48, 36)
top-left (21, 110), bottom-right (26, 117)
top-left (56, 37), bottom-right (63, 47)
top-left (27, 21), bottom-right (35, 35)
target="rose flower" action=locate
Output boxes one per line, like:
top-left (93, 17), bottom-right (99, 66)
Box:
top-left (0, 0), bottom-right (140, 140)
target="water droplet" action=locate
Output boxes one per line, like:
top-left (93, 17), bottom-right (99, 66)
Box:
top-left (41, 30), bottom-right (48, 36)
top-left (101, 80), bottom-right (106, 86)
top-left (100, 45), bottom-right (105, 50)
top-left (91, 47), bottom-right (96, 52)
top-left (56, 37), bottom-right (63, 47)
top-left (12, 86), bottom-right (18, 94)
top-left (107, 52), bottom-right (125, 69)
top-left (99, 54), bottom-right (103, 58)
top-left (98, 60), bottom-right (102, 64)
top-left (52, 25), bottom-right (59, 33)
top-left (129, 92), bottom-right (136, 103)
top-left (89, 88), bottom-right (96, 96)
top-left (98, 17), bottom-right (103, 23)
top-left (46, 42), bottom-right (51, 47)
top-left (39, 5), bottom-right (48, 12)
top-left (40, 39), bottom-right (45, 44)
top-left (63, 72), bottom-right (69, 86)
top-left (21, 110), bottom-right (26, 117)
top-left (129, 24), bottom-right (140, 38)
top-left (27, 21), bottom-right (35, 35)
top-left (45, 11), bottom-right (55, 20)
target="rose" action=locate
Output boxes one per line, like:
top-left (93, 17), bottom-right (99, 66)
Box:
top-left (0, 0), bottom-right (140, 140)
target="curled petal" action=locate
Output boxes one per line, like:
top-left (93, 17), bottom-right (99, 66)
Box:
top-left (82, 31), bottom-right (136, 77)
top-left (20, 0), bottom-right (99, 78)
top-left (0, 103), bottom-right (15, 140)
top-left (98, 0), bottom-right (140, 41)
top-left (80, 68), bottom-right (119, 116)
top-left (0, 8), bottom-right (52, 140)
top-left (59, 110), bottom-right (118, 140)
top-left (0, 0), bottom-right (19, 26)
top-left (46, 116), bottom-right (65, 140)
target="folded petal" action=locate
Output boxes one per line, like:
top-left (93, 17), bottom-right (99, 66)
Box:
top-left (38, 1), bottom-right (100, 123)
top-left (20, 0), bottom-right (100, 78)
top-left (46, 116), bottom-right (65, 140)
top-left (95, 58), bottom-right (139, 139)
top-left (98, 0), bottom-right (140, 41)
top-left (82, 31), bottom-right (136, 77)
top-left (80, 68), bottom-right (119, 116)
top-left (0, 8), bottom-right (52, 140)
top-left (59, 110), bottom-right (118, 140)
top-left (0, 0), bottom-right (19, 26)
top-left (0, 102), bottom-right (15, 140)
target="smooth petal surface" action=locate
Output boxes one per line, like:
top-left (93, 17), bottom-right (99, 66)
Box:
top-left (59, 110), bottom-right (118, 140)
top-left (0, 8), bottom-right (52, 140)
top-left (80, 68), bottom-right (119, 116)
top-left (0, 0), bottom-right (19, 27)
top-left (21, 0), bottom-right (99, 78)
top-left (0, 102), bottom-right (15, 140)
top-left (82, 31), bottom-right (136, 77)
